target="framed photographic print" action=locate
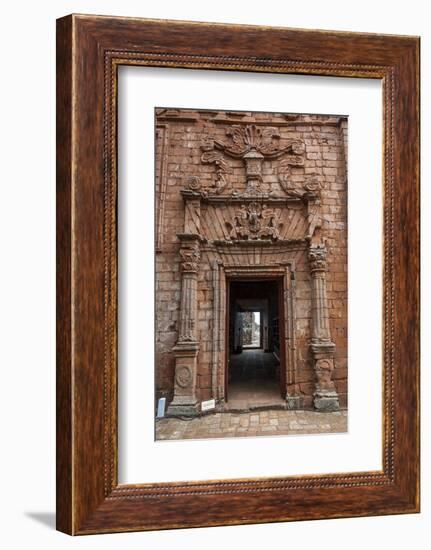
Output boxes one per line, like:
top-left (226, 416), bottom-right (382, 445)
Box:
top-left (56, 14), bottom-right (420, 534)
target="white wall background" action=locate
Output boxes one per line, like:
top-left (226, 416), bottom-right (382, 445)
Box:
top-left (119, 68), bottom-right (383, 484)
top-left (0, 0), bottom-right (427, 548)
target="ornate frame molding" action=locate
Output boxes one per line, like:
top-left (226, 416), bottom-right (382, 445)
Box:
top-left (57, 15), bottom-right (419, 534)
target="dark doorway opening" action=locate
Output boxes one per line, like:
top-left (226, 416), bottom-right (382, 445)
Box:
top-left (226, 279), bottom-right (285, 409)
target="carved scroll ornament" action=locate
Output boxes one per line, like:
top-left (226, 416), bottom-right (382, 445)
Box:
top-left (200, 151), bottom-right (229, 194)
top-left (278, 163), bottom-right (323, 198)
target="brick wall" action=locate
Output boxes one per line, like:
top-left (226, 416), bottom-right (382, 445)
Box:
top-left (155, 108), bottom-right (348, 409)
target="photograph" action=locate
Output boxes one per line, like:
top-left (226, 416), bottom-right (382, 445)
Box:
top-left (154, 107), bottom-right (348, 440)
top-left (51, 7), bottom-right (421, 538)
top-left (0, 1), bottom-right (421, 544)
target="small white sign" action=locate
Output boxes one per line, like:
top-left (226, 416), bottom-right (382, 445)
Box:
top-left (201, 399), bottom-right (216, 412)
top-left (156, 397), bottom-right (166, 418)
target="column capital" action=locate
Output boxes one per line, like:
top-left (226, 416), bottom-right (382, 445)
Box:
top-left (308, 242), bottom-right (327, 273)
top-left (177, 236), bottom-right (201, 274)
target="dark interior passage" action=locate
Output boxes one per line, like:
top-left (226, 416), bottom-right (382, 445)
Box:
top-left (228, 350), bottom-right (284, 409)
top-left (227, 280), bottom-right (284, 409)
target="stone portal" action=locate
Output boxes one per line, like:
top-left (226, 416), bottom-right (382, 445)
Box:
top-left (156, 109), bottom-right (348, 415)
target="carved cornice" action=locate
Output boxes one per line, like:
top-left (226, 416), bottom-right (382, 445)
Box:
top-left (210, 238), bottom-right (308, 248)
top-left (180, 188), bottom-right (307, 206)
top-left (209, 115), bottom-right (347, 127)
top-left (155, 108), bottom-right (198, 123)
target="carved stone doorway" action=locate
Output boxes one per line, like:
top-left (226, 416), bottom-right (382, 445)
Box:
top-left (226, 279), bottom-right (286, 409)
top-left (158, 109), bottom-right (346, 416)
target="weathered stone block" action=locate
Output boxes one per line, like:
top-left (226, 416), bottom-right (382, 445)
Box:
top-left (314, 390), bottom-right (340, 412)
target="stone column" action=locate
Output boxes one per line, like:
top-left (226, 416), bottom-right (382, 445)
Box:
top-left (308, 244), bottom-right (340, 411)
top-left (167, 190), bottom-right (202, 416)
top-left (167, 235), bottom-right (201, 416)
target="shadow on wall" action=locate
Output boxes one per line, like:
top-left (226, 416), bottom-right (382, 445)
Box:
top-left (25, 512), bottom-right (56, 530)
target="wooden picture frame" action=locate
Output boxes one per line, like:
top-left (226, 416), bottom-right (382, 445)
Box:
top-left (56, 14), bottom-right (420, 534)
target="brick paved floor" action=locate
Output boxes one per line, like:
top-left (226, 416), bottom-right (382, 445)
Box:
top-left (156, 410), bottom-right (348, 441)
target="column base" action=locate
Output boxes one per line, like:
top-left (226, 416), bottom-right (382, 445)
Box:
top-left (286, 395), bottom-right (303, 410)
top-left (168, 342), bottom-right (199, 417)
top-left (313, 390), bottom-right (340, 412)
top-left (167, 397), bottom-right (199, 417)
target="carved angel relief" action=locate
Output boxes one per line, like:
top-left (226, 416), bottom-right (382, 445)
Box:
top-left (226, 202), bottom-right (283, 241)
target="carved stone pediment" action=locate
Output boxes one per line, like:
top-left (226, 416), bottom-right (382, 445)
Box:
top-left (179, 188), bottom-right (315, 246)
top-left (198, 124), bottom-right (306, 197)
top-left (178, 124), bottom-right (326, 249)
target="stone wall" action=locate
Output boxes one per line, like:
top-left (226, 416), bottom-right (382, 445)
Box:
top-left (155, 108), bottom-right (348, 411)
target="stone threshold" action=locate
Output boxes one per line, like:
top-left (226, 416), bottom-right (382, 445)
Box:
top-left (222, 403), bottom-right (288, 414)
top-left (160, 404), bottom-right (348, 419)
